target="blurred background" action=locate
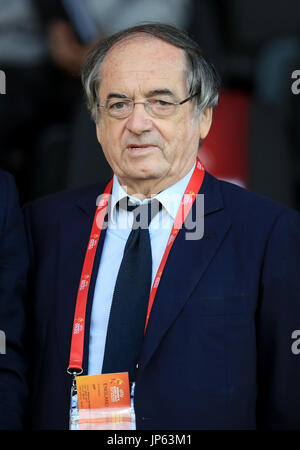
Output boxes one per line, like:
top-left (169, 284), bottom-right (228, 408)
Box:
top-left (0, 0), bottom-right (299, 212)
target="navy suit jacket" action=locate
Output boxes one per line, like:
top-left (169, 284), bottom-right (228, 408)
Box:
top-left (0, 170), bottom-right (28, 429)
top-left (23, 171), bottom-right (300, 429)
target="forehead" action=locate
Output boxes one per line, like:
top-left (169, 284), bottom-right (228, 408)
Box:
top-left (100, 36), bottom-right (187, 96)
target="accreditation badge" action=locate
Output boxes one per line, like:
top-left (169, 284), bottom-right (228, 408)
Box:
top-left (69, 372), bottom-right (136, 430)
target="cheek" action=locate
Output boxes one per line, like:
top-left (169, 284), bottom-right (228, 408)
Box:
top-left (157, 121), bottom-right (181, 145)
top-left (101, 141), bottom-right (120, 166)
top-left (98, 121), bottom-right (122, 150)
top-left (163, 122), bottom-right (187, 149)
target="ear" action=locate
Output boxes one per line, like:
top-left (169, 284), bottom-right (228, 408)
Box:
top-left (199, 107), bottom-right (213, 140)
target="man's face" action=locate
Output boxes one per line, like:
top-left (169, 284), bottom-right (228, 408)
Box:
top-left (96, 36), bottom-right (212, 189)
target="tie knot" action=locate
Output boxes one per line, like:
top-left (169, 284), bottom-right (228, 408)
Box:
top-left (118, 197), bottom-right (161, 229)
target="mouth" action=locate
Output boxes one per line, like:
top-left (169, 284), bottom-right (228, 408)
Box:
top-left (127, 144), bottom-right (158, 154)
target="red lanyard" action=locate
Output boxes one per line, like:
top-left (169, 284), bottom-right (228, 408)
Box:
top-left (67, 158), bottom-right (205, 373)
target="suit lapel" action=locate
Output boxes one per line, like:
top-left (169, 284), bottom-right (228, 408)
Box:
top-left (138, 172), bottom-right (232, 374)
top-left (55, 182), bottom-right (109, 373)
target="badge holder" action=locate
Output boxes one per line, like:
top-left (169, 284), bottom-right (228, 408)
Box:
top-left (69, 372), bottom-right (136, 430)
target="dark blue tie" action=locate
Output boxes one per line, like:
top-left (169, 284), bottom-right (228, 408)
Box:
top-left (101, 197), bottom-right (161, 381)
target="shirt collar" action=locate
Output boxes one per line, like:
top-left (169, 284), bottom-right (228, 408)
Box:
top-left (109, 161), bottom-right (196, 223)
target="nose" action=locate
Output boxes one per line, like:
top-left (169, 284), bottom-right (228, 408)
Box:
top-left (125, 103), bottom-right (153, 135)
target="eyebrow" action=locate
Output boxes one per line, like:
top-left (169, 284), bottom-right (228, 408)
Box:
top-left (105, 89), bottom-right (178, 101)
top-left (106, 92), bottom-right (129, 100)
top-left (145, 89), bottom-right (177, 99)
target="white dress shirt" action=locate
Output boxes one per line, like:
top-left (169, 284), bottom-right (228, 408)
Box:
top-left (88, 162), bottom-right (196, 375)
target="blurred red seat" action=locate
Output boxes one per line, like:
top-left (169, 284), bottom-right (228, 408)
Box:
top-left (199, 89), bottom-right (251, 188)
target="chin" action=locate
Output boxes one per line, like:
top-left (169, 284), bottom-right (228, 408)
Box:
top-left (130, 159), bottom-right (167, 177)
top-left (132, 164), bottom-right (167, 179)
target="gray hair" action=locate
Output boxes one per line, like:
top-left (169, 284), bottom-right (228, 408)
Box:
top-left (81, 23), bottom-right (221, 122)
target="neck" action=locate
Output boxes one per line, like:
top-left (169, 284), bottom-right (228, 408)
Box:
top-left (117, 159), bottom-right (196, 200)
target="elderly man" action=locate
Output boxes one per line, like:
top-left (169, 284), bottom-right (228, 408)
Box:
top-left (24, 23), bottom-right (300, 430)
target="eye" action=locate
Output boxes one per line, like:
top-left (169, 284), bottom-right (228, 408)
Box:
top-left (109, 101), bottom-right (128, 110)
top-left (152, 99), bottom-right (172, 107)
